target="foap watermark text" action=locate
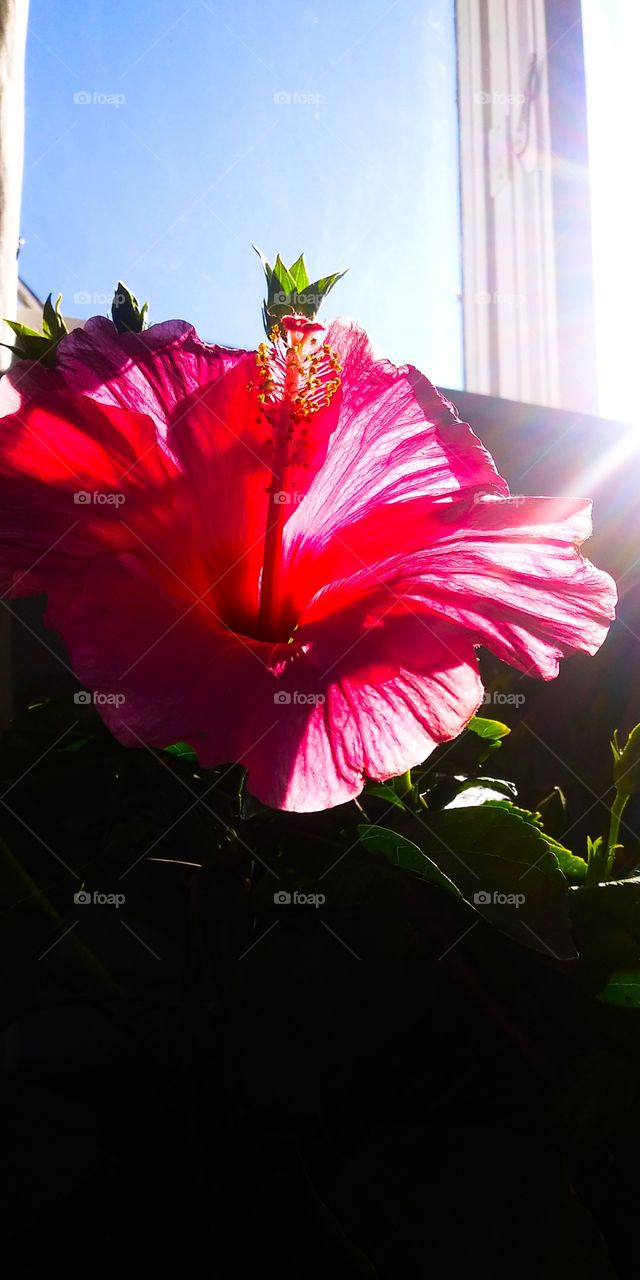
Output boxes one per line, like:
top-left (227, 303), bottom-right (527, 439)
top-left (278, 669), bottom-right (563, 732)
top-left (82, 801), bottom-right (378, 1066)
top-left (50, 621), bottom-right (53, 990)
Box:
top-left (274, 691), bottom-right (325, 706)
top-left (474, 890), bottom-right (525, 908)
top-left (74, 490), bottom-right (125, 506)
top-left (273, 91), bottom-right (325, 108)
top-left (273, 490), bottom-right (303, 505)
top-left (473, 492), bottom-right (527, 508)
top-left (74, 888), bottom-right (125, 908)
top-left (481, 691), bottom-right (526, 709)
top-left (474, 90), bottom-right (524, 107)
top-left (273, 890), bottom-right (325, 908)
top-left (474, 290), bottom-right (526, 307)
top-left (73, 290), bottom-right (126, 307)
top-left (73, 89), bottom-right (125, 108)
top-left (74, 690), bottom-right (126, 708)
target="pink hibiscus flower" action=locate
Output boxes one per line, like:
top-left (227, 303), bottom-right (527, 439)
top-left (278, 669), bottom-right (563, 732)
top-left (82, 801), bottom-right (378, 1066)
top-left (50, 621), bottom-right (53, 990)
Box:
top-left (0, 313), bottom-right (616, 811)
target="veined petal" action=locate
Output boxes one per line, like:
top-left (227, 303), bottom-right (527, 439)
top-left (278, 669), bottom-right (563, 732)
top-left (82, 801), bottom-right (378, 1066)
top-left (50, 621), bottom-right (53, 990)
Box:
top-left (0, 392), bottom-right (180, 594)
top-left (388, 495), bottom-right (617, 677)
top-left (44, 553), bottom-right (285, 756)
top-left (247, 637), bottom-right (482, 811)
top-left (279, 319), bottom-right (508, 613)
top-left (285, 318), bottom-right (507, 549)
top-left (0, 359), bottom-right (274, 628)
top-left (0, 317), bottom-right (244, 434)
top-left (166, 357), bottom-right (279, 632)
top-left (0, 307), bottom-right (616, 813)
top-left (44, 552), bottom-right (483, 811)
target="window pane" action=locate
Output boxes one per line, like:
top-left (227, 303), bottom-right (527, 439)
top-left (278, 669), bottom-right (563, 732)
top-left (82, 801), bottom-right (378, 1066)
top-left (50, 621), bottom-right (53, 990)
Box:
top-left (22, 0), bottom-right (462, 384)
top-left (582, 0), bottom-right (640, 423)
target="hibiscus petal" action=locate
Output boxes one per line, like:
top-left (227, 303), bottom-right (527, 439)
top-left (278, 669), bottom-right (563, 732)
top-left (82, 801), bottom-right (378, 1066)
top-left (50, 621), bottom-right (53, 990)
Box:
top-left (46, 553), bottom-right (483, 811)
top-left (0, 317), bottom-right (243, 433)
top-left (166, 357), bottom-right (281, 632)
top-left (44, 552), bottom-right (281, 754)
top-left (246, 640), bottom-right (483, 813)
top-left (286, 319), bottom-right (507, 543)
top-left (280, 319), bottom-right (508, 615)
top-left (270, 600), bottom-right (483, 810)
top-left (0, 362), bottom-right (272, 627)
top-left (0, 392), bottom-right (180, 593)
top-left (0, 311), bottom-right (616, 815)
top-left (389, 495), bottom-right (617, 677)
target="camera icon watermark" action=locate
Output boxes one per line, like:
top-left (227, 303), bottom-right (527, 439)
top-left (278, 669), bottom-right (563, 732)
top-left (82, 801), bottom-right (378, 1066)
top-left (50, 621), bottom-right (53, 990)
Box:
top-left (473, 289), bottom-right (525, 307)
top-left (74, 690), bottom-right (126, 707)
top-left (473, 492), bottom-right (527, 508)
top-left (272, 290), bottom-right (324, 309)
top-left (73, 89), bottom-right (126, 108)
top-left (473, 889), bottom-right (525, 908)
top-left (474, 90), bottom-right (525, 107)
top-left (273, 889), bottom-right (325, 908)
top-left (273, 490), bottom-right (303, 505)
top-left (74, 490), bottom-right (126, 506)
top-left (273, 90), bottom-right (325, 108)
top-left (73, 290), bottom-right (125, 306)
top-left (74, 887), bottom-right (125, 908)
top-left (273, 690), bottom-right (326, 706)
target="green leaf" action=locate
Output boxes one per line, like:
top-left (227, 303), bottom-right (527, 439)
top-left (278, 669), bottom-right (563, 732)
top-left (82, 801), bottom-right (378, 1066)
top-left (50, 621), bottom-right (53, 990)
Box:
top-left (443, 777), bottom-right (517, 808)
top-left (363, 781), bottom-right (407, 810)
top-left (597, 970), bottom-right (640, 1006)
top-left (597, 970), bottom-right (640, 1007)
top-left (466, 716), bottom-right (510, 742)
top-left (357, 824), bottom-right (462, 897)
top-left (163, 741), bottom-right (198, 761)
top-left (548, 841), bottom-right (588, 882)
top-left (569, 876), bottom-right (640, 973)
top-left (465, 800), bottom-right (586, 880)
top-left (393, 803), bottom-right (576, 957)
top-left (422, 803), bottom-right (565, 888)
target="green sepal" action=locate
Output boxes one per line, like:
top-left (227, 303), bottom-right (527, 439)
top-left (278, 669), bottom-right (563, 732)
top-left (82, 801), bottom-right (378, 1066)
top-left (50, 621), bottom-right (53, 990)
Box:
top-left (3, 292), bottom-right (69, 367)
top-left (41, 293), bottom-right (68, 341)
top-left (253, 245), bottom-right (347, 334)
top-left (111, 281), bottom-right (149, 334)
top-left (287, 253), bottom-right (310, 291)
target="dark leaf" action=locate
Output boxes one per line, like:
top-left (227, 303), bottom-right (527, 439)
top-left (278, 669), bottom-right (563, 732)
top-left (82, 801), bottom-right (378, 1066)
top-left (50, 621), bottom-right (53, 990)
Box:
top-left (357, 824), bottom-right (463, 897)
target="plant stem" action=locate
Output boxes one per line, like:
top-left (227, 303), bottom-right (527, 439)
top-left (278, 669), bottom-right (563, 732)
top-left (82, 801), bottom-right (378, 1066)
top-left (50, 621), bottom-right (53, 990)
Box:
top-left (605, 788), bottom-right (629, 877)
top-left (394, 769), bottom-right (413, 801)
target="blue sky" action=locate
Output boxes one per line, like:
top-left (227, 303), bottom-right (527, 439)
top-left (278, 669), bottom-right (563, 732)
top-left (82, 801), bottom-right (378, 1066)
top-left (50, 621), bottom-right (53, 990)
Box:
top-left (21, 0), bottom-right (463, 387)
